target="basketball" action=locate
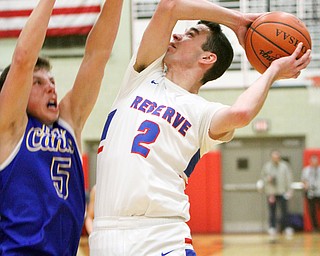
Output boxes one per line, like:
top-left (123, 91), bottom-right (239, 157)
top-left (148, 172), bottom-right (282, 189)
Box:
top-left (245, 11), bottom-right (312, 74)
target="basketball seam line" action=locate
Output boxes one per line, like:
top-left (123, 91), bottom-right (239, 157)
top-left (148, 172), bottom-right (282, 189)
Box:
top-left (251, 21), bottom-right (311, 47)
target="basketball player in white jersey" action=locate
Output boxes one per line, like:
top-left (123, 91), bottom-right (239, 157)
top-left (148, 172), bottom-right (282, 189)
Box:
top-left (90, 0), bottom-right (312, 254)
top-left (0, 0), bottom-right (123, 254)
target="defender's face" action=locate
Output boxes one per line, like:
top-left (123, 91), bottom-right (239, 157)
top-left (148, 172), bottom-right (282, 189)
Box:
top-left (27, 68), bottom-right (59, 125)
top-left (164, 24), bottom-right (210, 68)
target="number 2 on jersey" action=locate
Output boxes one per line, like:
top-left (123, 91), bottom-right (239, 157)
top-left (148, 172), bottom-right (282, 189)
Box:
top-left (131, 120), bottom-right (160, 158)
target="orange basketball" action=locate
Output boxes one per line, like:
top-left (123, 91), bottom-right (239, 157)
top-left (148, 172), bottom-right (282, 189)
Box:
top-left (245, 11), bottom-right (312, 74)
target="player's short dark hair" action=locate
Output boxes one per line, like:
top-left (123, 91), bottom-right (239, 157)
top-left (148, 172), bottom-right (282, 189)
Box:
top-left (198, 20), bottom-right (234, 85)
top-left (0, 56), bottom-right (52, 92)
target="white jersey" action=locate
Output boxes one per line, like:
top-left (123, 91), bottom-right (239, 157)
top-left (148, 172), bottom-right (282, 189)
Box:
top-left (95, 53), bottom-right (228, 221)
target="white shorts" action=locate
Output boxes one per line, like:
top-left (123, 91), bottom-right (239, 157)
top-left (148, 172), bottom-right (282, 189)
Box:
top-left (89, 216), bottom-right (196, 256)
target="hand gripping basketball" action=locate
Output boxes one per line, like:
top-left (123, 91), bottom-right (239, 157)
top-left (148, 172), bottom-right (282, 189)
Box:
top-left (244, 11), bottom-right (312, 74)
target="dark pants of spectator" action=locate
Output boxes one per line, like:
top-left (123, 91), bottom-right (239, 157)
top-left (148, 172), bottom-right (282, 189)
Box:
top-left (307, 196), bottom-right (320, 230)
top-left (268, 195), bottom-right (289, 231)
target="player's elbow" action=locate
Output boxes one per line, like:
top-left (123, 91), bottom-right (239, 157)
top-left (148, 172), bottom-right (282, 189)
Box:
top-left (12, 46), bottom-right (34, 70)
top-left (231, 107), bottom-right (253, 128)
top-left (84, 49), bottom-right (111, 68)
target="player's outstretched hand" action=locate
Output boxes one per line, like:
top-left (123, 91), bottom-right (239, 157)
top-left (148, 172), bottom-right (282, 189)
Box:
top-left (269, 42), bottom-right (312, 81)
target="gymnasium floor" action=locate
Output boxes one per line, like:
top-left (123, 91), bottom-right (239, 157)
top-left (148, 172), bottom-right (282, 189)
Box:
top-left (77, 232), bottom-right (320, 255)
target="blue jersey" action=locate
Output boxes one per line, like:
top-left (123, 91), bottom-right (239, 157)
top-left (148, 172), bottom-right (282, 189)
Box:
top-left (0, 116), bottom-right (85, 255)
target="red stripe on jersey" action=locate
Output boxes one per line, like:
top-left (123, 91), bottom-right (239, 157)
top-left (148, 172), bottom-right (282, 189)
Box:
top-left (185, 238), bottom-right (193, 244)
top-left (97, 146), bottom-right (104, 154)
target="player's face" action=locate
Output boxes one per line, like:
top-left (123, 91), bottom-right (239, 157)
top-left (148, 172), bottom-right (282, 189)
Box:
top-left (27, 68), bottom-right (59, 125)
top-left (164, 24), bottom-right (210, 68)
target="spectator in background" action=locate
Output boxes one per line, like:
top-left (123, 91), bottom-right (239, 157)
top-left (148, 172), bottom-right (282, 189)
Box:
top-left (301, 155), bottom-right (320, 232)
top-left (261, 150), bottom-right (294, 241)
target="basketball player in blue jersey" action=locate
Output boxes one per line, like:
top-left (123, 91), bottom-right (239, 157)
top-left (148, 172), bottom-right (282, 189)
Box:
top-left (0, 0), bottom-right (123, 254)
top-left (91, 0), bottom-right (312, 255)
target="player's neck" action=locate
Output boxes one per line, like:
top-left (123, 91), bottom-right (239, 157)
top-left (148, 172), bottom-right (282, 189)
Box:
top-left (165, 67), bottom-right (202, 94)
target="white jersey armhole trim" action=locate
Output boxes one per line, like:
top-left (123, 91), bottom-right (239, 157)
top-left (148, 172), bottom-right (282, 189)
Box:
top-left (0, 135), bottom-right (23, 171)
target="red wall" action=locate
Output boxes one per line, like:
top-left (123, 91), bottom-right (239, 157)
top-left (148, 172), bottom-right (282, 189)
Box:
top-left (185, 151), bottom-right (222, 233)
top-left (82, 153), bottom-right (89, 192)
top-left (303, 149), bottom-right (320, 231)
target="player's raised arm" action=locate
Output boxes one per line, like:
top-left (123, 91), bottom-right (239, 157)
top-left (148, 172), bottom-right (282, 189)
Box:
top-left (0, 0), bottom-right (56, 128)
top-left (134, 0), bottom-right (258, 72)
top-left (59, 0), bottom-right (124, 144)
top-left (208, 42), bottom-right (311, 140)
top-left (0, 0), bottom-right (56, 162)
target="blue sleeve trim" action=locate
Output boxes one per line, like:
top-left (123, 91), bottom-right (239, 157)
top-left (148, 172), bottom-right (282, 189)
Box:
top-left (184, 149), bottom-right (200, 177)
